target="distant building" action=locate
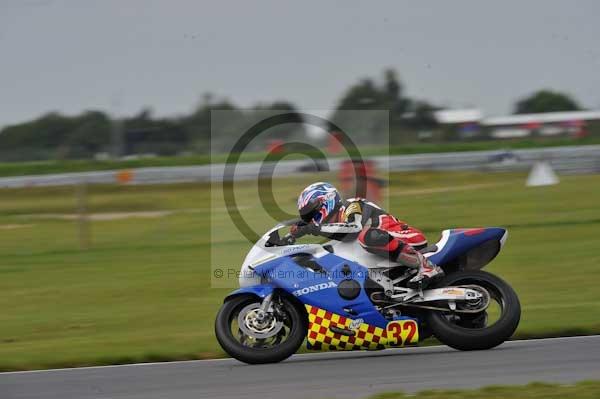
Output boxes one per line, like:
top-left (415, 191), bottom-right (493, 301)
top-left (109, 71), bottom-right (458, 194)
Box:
top-left (433, 109), bottom-right (483, 140)
top-left (434, 109), bottom-right (600, 140)
top-left (434, 109), bottom-right (483, 124)
top-left (483, 110), bottom-right (600, 139)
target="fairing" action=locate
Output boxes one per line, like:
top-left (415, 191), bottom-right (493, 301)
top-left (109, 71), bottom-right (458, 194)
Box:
top-left (226, 224), bottom-right (508, 350)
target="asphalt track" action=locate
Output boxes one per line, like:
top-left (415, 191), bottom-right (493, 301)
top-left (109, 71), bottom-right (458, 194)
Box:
top-left (2, 335), bottom-right (599, 399)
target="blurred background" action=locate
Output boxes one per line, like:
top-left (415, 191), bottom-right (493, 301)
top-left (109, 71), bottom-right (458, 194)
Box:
top-left (1, 0), bottom-right (599, 371)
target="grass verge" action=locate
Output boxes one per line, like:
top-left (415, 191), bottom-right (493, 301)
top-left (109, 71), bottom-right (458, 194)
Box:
top-left (369, 380), bottom-right (600, 399)
top-left (1, 171), bottom-right (600, 371)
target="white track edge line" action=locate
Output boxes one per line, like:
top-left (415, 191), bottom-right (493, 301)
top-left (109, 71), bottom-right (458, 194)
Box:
top-left (1, 335), bottom-right (598, 376)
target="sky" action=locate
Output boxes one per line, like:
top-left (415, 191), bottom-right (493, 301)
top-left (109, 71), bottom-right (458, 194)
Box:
top-left (1, 0), bottom-right (599, 129)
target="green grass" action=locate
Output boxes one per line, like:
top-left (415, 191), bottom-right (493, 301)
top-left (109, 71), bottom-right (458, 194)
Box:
top-left (1, 136), bottom-right (599, 177)
top-left (369, 380), bottom-right (600, 399)
top-left (1, 170), bottom-right (600, 371)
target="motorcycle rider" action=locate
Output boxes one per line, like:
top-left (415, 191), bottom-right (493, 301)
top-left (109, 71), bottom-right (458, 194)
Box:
top-left (291, 182), bottom-right (444, 288)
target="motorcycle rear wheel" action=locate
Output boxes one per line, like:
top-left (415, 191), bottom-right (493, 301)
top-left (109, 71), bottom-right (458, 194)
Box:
top-left (215, 294), bottom-right (307, 364)
top-left (425, 270), bottom-right (520, 351)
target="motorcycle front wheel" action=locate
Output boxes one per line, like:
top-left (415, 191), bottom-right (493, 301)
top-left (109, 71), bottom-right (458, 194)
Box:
top-left (215, 294), bottom-right (307, 364)
top-left (425, 270), bottom-right (521, 351)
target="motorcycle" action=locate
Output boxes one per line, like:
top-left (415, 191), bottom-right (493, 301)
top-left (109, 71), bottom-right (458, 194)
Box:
top-left (215, 220), bottom-right (520, 364)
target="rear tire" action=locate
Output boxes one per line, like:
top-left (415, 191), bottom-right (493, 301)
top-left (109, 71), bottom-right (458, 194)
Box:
top-left (215, 294), bottom-right (307, 364)
top-left (425, 270), bottom-right (520, 351)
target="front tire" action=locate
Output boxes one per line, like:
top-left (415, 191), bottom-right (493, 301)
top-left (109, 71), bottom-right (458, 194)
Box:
top-left (215, 294), bottom-right (307, 364)
top-left (425, 270), bottom-right (520, 351)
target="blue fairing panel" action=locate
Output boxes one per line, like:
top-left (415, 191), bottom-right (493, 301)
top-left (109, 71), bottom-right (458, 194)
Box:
top-left (253, 253), bottom-right (389, 328)
top-left (428, 227), bottom-right (507, 268)
top-left (224, 284), bottom-right (275, 301)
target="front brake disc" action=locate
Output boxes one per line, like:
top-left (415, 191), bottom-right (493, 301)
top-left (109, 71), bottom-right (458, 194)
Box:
top-left (237, 303), bottom-right (284, 339)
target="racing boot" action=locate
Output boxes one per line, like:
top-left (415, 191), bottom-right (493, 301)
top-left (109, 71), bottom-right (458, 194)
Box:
top-left (407, 260), bottom-right (444, 290)
top-left (395, 244), bottom-right (444, 289)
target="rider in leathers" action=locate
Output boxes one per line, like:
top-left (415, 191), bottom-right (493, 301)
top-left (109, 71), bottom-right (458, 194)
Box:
top-left (292, 182), bottom-right (444, 288)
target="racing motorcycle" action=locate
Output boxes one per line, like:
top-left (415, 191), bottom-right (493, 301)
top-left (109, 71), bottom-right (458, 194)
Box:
top-left (215, 220), bottom-right (520, 364)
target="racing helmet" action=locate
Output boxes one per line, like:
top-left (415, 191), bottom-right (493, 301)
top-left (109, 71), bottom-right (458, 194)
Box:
top-left (297, 182), bottom-right (342, 224)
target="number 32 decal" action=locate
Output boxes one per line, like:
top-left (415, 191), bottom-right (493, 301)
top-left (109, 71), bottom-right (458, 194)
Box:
top-left (386, 320), bottom-right (419, 346)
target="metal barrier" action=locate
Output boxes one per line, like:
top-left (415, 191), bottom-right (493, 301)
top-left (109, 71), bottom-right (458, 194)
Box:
top-left (0, 145), bottom-right (599, 188)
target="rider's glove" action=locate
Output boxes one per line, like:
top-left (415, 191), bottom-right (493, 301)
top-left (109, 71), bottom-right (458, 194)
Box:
top-left (291, 222), bottom-right (320, 238)
top-left (289, 222), bottom-right (303, 237)
top-left (281, 233), bottom-right (296, 245)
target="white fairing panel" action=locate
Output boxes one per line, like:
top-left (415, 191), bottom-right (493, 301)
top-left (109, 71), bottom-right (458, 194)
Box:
top-left (238, 226), bottom-right (453, 287)
top-left (500, 230), bottom-right (509, 248)
top-left (239, 243), bottom-right (329, 287)
top-left (239, 245), bottom-right (272, 287)
top-left (424, 230), bottom-right (451, 258)
top-left (323, 240), bottom-right (403, 269)
top-left (239, 225), bottom-right (331, 287)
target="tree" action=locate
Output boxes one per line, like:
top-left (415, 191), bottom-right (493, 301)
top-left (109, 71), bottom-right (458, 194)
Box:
top-left (0, 111), bottom-right (111, 161)
top-left (334, 78), bottom-right (383, 110)
top-left (330, 69), bottom-right (434, 144)
top-left (406, 101), bottom-right (439, 130)
top-left (65, 111), bottom-right (111, 159)
top-left (514, 90), bottom-right (581, 114)
top-left (183, 96), bottom-right (306, 154)
top-left (184, 96), bottom-right (239, 151)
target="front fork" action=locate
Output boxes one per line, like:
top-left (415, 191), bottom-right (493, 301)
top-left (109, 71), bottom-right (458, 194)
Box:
top-left (255, 293), bottom-right (274, 323)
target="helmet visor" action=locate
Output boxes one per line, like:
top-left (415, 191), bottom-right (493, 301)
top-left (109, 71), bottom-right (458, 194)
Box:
top-left (299, 199), bottom-right (321, 223)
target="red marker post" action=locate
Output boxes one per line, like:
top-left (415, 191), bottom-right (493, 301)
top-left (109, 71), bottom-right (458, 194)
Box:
top-left (338, 159), bottom-right (385, 203)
